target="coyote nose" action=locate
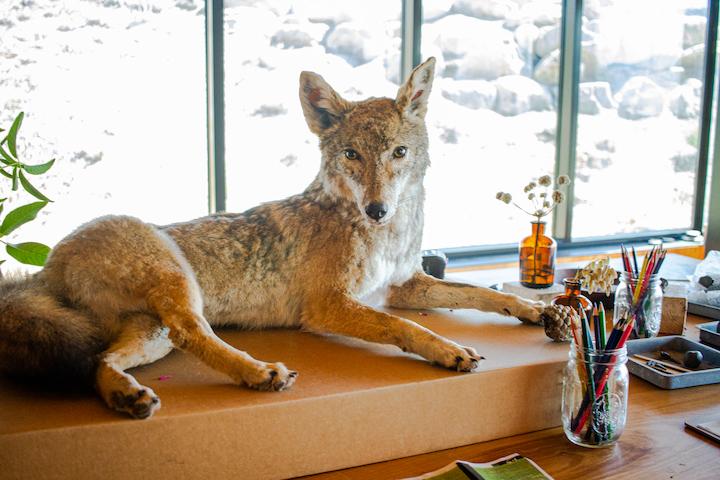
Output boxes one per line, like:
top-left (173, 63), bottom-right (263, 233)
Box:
top-left (365, 202), bottom-right (388, 221)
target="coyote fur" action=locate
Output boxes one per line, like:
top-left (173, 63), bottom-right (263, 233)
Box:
top-left (0, 58), bottom-right (544, 419)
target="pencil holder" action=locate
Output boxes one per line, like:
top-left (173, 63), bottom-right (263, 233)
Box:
top-left (562, 344), bottom-right (629, 448)
top-left (614, 272), bottom-right (663, 339)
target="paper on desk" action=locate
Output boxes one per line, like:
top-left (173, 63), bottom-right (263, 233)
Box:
top-left (698, 419), bottom-right (720, 437)
top-left (403, 453), bottom-right (553, 480)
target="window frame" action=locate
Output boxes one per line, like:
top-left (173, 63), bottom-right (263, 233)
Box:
top-left (205, 0), bottom-right (719, 261)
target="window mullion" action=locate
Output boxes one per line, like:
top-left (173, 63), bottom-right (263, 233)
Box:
top-left (205, 0), bottom-right (226, 213)
top-left (694, 0), bottom-right (719, 230)
top-left (708, 6), bottom-right (720, 252)
top-left (552, 0), bottom-right (583, 242)
top-left (401, 0), bottom-right (422, 82)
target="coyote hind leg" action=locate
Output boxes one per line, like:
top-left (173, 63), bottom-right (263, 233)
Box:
top-left (45, 216), bottom-right (297, 405)
top-left (96, 313), bottom-right (172, 419)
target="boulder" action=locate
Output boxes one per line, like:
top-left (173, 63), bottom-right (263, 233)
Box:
top-left (514, 22), bottom-right (541, 55)
top-left (579, 82), bottom-right (614, 115)
top-left (533, 49), bottom-right (560, 86)
top-left (290, 0), bottom-right (399, 26)
top-left (536, 126), bottom-right (555, 143)
top-left (534, 25), bottom-right (560, 59)
top-left (680, 44), bottom-right (705, 80)
top-left (425, 15), bottom-right (524, 80)
top-left (595, 138), bottom-right (616, 153)
top-left (324, 22), bottom-right (386, 66)
top-left (271, 21), bottom-right (328, 49)
top-left (494, 75), bottom-right (552, 116)
top-left (452, 0), bottom-right (518, 20)
top-left (577, 149), bottom-right (612, 171)
top-left (424, 0), bottom-right (453, 22)
top-left (514, 22), bottom-right (541, 74)
top-left (670, 145), bottom-right (698, 173)
top-left (683, 15), bottom-right (706, 48)
top-left (522, 2), bottom-right (561, 27)
top-left (582, 6), bottom-right (683, 74)
top-left (669, 78), bottom-right (703, 119)
top-left (616, 76), bottom-right (665, 120)
top-left (225, 0), bottom-right (291, 16)
top-left (584, 0), bottom-right (615, 21)
top-left (441, 79), bottom-right (497, 110)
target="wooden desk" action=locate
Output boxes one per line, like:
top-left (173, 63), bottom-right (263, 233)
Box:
top-left (302, 315), bottom-right (720, 480)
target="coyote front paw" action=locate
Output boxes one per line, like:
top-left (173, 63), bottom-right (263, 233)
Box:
top-left (503, 298), bottom-right (545, 325)
top-left (109, 386), bottom-right (160, 419)
top-left (429, 341), bottom-right (484, 372)
top-left (243, 362), bottom-right (298, 392)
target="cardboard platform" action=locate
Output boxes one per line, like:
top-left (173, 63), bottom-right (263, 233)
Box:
top-left (0, 308), bottom-right (567, 480)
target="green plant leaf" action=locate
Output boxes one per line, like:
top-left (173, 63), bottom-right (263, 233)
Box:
top-left (11, 167), bottom-right (18, 190)
top-left (6, 242), bottom-right (50, 266)
top-left (19, 171), bottom-right (51, 202)
top-left (0, 201), bottom-right (47, 236)
top-left (6, 112), bottom-right (24, 159)
top-left (0, 168), bottom-right (12, 179)
top-left (0, 143), bottom-right (15, 166)
top-left (22, 158), bottom-right (55, 175)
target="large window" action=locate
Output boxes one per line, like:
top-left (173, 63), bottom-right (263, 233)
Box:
top-left (1, 0), bottom-right (208, 270)
top-left (421, 0), bottom-right (561, 249)
top-left (4, 0), bottom-right (717, 271)
top-left (573, 0), bottom-right (708, 238)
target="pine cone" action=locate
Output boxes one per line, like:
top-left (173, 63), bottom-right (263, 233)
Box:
top-left (541, 304), bottom-right (574, 342)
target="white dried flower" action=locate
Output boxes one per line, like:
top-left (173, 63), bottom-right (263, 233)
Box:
top-left (528, 193), bottom-right (535, 200)
top-left (540, 192), bottom-right (547, 198)
top-left (542, 200), bottom-right (550, 208)
top-left (496, 191), bottom-right (504, 200)
top-left (557, 175), bottom-right (571, 185)
top-left (552, 190), bottom-right (564, 203)
top-left (523, 182), bottom-right (537, 193)
top-left (501, 193), bottom-right (512, 204)
top-left (577, 257), bottom-right (617, 294)
top-left (538, 175), bottom-right (552, 187)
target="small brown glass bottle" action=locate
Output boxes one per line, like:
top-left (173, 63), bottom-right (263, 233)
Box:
top-left (551, 278), bottom-right (593, 319)
top-left (519, 221), bottom-right (556, 288)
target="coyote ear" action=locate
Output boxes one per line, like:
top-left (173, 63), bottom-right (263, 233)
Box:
top-left (299, 71), bottom-right (351, 135)
top-left (396, 57), bottom-right (436, 119)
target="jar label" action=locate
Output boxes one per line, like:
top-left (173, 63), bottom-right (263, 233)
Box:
top-left (591, 392), bottom-right (622, 436)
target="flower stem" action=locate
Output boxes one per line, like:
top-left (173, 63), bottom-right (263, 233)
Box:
top-left (532, 220), bottom-right (540, 285)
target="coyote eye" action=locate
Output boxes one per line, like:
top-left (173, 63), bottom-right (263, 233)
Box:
top-left (343, 149), bottom-right (359, 160)
top-left (393, 146), bottom-right (407, 159)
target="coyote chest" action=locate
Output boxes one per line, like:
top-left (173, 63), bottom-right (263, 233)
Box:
top-left (353, 204), bottom-right (423, 302)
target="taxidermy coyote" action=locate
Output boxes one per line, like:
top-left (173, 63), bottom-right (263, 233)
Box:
top-left (0, 58), bottom-right (545, 419)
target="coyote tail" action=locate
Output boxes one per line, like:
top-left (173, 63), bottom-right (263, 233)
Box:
top-left (0, 273), bottom-right (107, 382)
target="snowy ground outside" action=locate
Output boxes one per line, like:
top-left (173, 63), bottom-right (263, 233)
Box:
top-left (0, 0), bottom-right (707, 273)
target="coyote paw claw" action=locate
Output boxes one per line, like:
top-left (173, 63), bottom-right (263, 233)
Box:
top-left (432, 343), bottom-right (483, 372)
top-left (109, 387), bottom-right (161, 419)
top-left (244, 362), bottom-right (297, 392)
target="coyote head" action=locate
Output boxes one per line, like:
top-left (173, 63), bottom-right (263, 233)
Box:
top-left (299, 58), bottom-right (436, 226)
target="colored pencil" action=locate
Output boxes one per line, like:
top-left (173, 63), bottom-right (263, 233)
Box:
top-left (592, 304), bottom-right (602, 351)
top-left (598, 304), bottom-right (607, 349)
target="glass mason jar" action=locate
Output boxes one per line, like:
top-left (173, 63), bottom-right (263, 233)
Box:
top-left (562, 344), bottom-right (629, 448)
top-left (551, 278), bottom-right (593, 320)
top-left (614, 272), bottom-right (663, 339)
top-left (519, 221), bottom-right (556, 289)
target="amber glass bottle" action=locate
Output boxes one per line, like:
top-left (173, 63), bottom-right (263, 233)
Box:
top-left (519, 221), bottom-right (556, 288)
top-left (552, 278), bottom-right (593, 319)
